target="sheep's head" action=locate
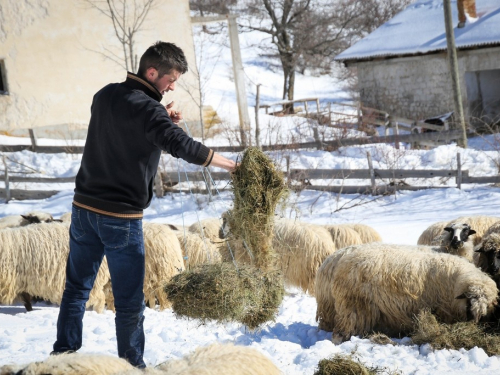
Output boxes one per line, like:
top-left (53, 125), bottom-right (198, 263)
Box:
top-left (20, 212), bottom-right (55, 224)
top-left (456, 284), bottom-right (498, 323)
top-left (474, 233), bottom-right (500, 278)
top-left (443, 223), bottom-right (476, 250)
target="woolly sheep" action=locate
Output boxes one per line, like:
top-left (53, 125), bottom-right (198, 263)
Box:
top-left (188, 217), bottom-right (224, 243)
top-left (155, 343), bottom-right (281, 375)
top-left (0, 352), bottom-right (135, 375)
top-left (0, 211), bottom-right (59, 230)
top-left (174, 230), bottom-right (222, 270)
top-left (417, 221), bottom-right (449, 245)
top-left (431, 222), bottom-right (477, 262)
top-left (59, 212), bottom-right (72, 223)
top-left (105, 222), bottom-right (185, 311)
top-left (474, 222), bottom-right (500, 280)
top-left (323, 224), bottom-right (363, 249)
top-left (341, 223), bottom-right (382, 243)
top-left (315, 243), bottom-right (498, 343)
top-left (221, 218), bottom-right (336, 295)
top-left (448, 216), bottom-right (500, 245)
top-left (0, 222), bottom-right (110, 313)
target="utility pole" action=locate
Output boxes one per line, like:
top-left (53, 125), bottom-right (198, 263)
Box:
top-left (443, 0), bottom-right (467, 148)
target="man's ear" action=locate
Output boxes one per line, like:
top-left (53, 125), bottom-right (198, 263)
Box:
top-left (145, 67), bottom-right (158, 81)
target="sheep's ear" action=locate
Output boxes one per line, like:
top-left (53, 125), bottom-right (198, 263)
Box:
top-left (474, 246), bottom-right (485, 253)
top-left (444, 227), bottom-right (453, 232)
top-left (468, 229), bottom-right (476, 235)
top-left (20, 215), bottom-right (30, 220)
top-left (455, 293), bottom-right (467, 299)
top-left (53, 219), bottom-right (63, 222)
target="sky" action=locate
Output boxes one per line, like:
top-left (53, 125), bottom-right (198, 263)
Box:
top-left (2, 7), bottom-right (500, 375)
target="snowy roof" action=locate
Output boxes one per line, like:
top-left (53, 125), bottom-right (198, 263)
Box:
top-left (335, 0), bottom-right (500, 62)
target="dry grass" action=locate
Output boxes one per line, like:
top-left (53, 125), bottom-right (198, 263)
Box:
top-left (314, 354), bottom-right (401, 375)
top-left (164, 262), bottom-right (284, 330)
top-left (410, 310), bottom-right (500, 356)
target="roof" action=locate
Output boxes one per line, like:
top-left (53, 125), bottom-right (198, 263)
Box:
top-left (335, 0), bottom-right (500, 62)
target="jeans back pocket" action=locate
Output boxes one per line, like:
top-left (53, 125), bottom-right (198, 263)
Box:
top-left (100, 217), bottom-right (130, 249)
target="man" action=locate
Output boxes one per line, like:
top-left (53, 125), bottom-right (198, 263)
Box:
top-left (52, 41), bottom-right (237, 368)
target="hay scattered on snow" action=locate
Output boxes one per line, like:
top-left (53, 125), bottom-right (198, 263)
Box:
top-left (226, 147), bottom-right (288, 271)
top-left (313, 354), bottom-right (400, 375)
top-left (164, 262), bottom-right (284, 330)
top-left (410, 310), bottom-right (500, 356)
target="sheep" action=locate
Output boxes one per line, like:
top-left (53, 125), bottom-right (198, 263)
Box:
top-left (0, 211), bottom-right (60, 230)
top-left (105, 222), bottom-right (185, 311)
top-left (59, 211), bottom-right (72, 223)
top-left (315, 242), bottom-right (498, 343)
top-left (0, 222), bottom-right (110, 313)
top-left (174, 230), bottom-right (222, 270)
top-left (341, 223), bottom-right (382, 243)
top-left (417, 221), bottom-right (449, 245)
top-left (155, 343), bottom-right (281, 375)
top-left (431, 222), bottom-right (477, 262)
top-left (323, 224), bottom-right (363, 249)
top-left (447, 216), bottom-right (500, 246)
top-left (220, 218), bottom-right (336, 295)
top-left (474, 233), bottom-right (500, 282)
top-left (188, 217), bottom-right (224, 243)
top-left (0, 352), bottom-right (135, 375)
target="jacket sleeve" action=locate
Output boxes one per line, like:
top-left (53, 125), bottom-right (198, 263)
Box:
top-left (143, 102), bottom-right (214, 167)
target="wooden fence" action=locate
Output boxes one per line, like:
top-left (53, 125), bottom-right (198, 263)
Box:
top-left (3, 152), bottom-right (500, 200)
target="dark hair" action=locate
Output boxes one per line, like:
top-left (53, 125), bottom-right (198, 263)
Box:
top-left (137, 41), bottom-right (188, 77)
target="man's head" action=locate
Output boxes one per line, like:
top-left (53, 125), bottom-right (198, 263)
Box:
top-left (138, 41), bottom-right (188, 95)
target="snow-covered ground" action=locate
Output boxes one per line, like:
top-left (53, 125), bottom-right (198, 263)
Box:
top-left (2, 15), bottom-right (500, 375)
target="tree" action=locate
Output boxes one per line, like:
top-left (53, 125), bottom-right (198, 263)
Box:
top-left (240, 0), bottom-right (411, 105)
top-left (80, 0), bottom-right (158, 72)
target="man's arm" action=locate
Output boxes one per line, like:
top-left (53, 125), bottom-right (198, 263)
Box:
top-left (209, 153), bottom-right (237, 172)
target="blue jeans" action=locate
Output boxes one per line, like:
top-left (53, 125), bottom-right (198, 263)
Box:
top-left (53, 205), bottom-right (146, 368)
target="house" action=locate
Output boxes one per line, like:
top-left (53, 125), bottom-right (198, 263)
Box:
top-left (0, 0), bottom-right (203, 138)
top-left (335, 0), bottom-right (500, 130)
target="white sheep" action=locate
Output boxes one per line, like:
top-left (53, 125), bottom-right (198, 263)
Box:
top-left (0, 222), bottom-right (110, 313)
top-left (174, 229), bottom-right (222, 270)
top-left (105, 222), bottom-right (185, 311)
top-left (155, 343), bottom-right (281, 375)
top-left (221, 219), bottom-right (336, 295)
top-left (0, 352), bottom-right (135, 375)
top-left (323, 224), bottom-right (363, 249)
top-left (0, 211), bottom-right (60, 230)
top-left (188, 217), bottom-right (224, 243)
top-left (447, 215), bottom-right (500, 246)
top-left (315, 242), bottom-right (498, 343)
top-left (341, 223), bottom-right (382, 243)
top-left (417, 221), bottom-right (449, 245)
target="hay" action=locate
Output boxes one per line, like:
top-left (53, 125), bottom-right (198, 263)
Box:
top-left (164, 262), bottom-right (284, 330)
top-left (314, 354), bottom-right (400, 375)
top-left (411, 310), bottom-right (500, 356)
top-left (226, 147), bottom-right (288, 271)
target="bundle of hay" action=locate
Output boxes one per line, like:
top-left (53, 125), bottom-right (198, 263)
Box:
top-left (225, 147), bottom-right (288, 271)
top-left (164, 262), bottom-right (284, 330)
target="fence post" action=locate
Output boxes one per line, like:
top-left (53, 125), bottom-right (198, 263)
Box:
top-left (285, 155), bottom-right (290, 184)
top-left (313, 127), bottom-right (323, 150)
top-left (366, 151), bottom-right (376, 195)
top-left (154, 168), bottom-right (164, 198)
top-left (29, 129), bottom-right (38, 152)
top-left (255, 84), bottom-right (262, 150)
top-left (2, 155), bottom-right (10, 203)
top-left (456, 152), bottom-right (462, 189)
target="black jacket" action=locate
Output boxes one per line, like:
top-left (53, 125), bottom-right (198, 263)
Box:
top-left (73, 73), bottom-right (213, 218)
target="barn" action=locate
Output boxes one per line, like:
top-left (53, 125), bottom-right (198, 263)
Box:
top-left (335, 0), bottom-right (500, 131)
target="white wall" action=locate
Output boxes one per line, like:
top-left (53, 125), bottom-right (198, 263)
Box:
top-left (0, 0), bottom-right (202, 138)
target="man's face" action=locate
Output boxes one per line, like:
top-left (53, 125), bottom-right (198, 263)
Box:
top-left (151, 69), bottom-right (181, 95)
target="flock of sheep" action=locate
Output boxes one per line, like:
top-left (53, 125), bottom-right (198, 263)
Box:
top-left (1, 210), bottom-right (500, 374)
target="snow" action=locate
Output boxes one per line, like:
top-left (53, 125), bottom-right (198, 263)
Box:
top-left (335, 0), bottom-right (500, 61)
top-left (2, 14), bottom-right (500, 375)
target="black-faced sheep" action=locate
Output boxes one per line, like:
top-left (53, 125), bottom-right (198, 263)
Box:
top-left (0, 211), bottom-right (61, 230)
top-left (0, 222), bottom-right (110, 313)
top-left (315, 243), bottom-right (498, 343)
top-left (432, 222), bottom-right (476, 262)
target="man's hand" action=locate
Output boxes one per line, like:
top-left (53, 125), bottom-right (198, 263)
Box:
top-left (165, 101), bottom-right (183, 124)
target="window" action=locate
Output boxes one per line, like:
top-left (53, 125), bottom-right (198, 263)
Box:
top-left (0, 60), bottom-right (7, 95)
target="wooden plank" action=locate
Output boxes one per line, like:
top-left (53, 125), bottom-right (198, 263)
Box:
top-left (0, 175), bottom-right (75, 183)
top-left (293, 185), bottom-right (448, 194)
top-left (289, 169), bottom-right (464, 179)
top-left (0, 145), bottom-right (85, 153)
top-left (0, 188), bottom-right (60, 200)
top-left (462, 175), bottom-right (500, 184)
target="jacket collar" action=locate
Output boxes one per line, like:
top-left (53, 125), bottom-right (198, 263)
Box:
top-left (124, 72), bottom-right (163, 102)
